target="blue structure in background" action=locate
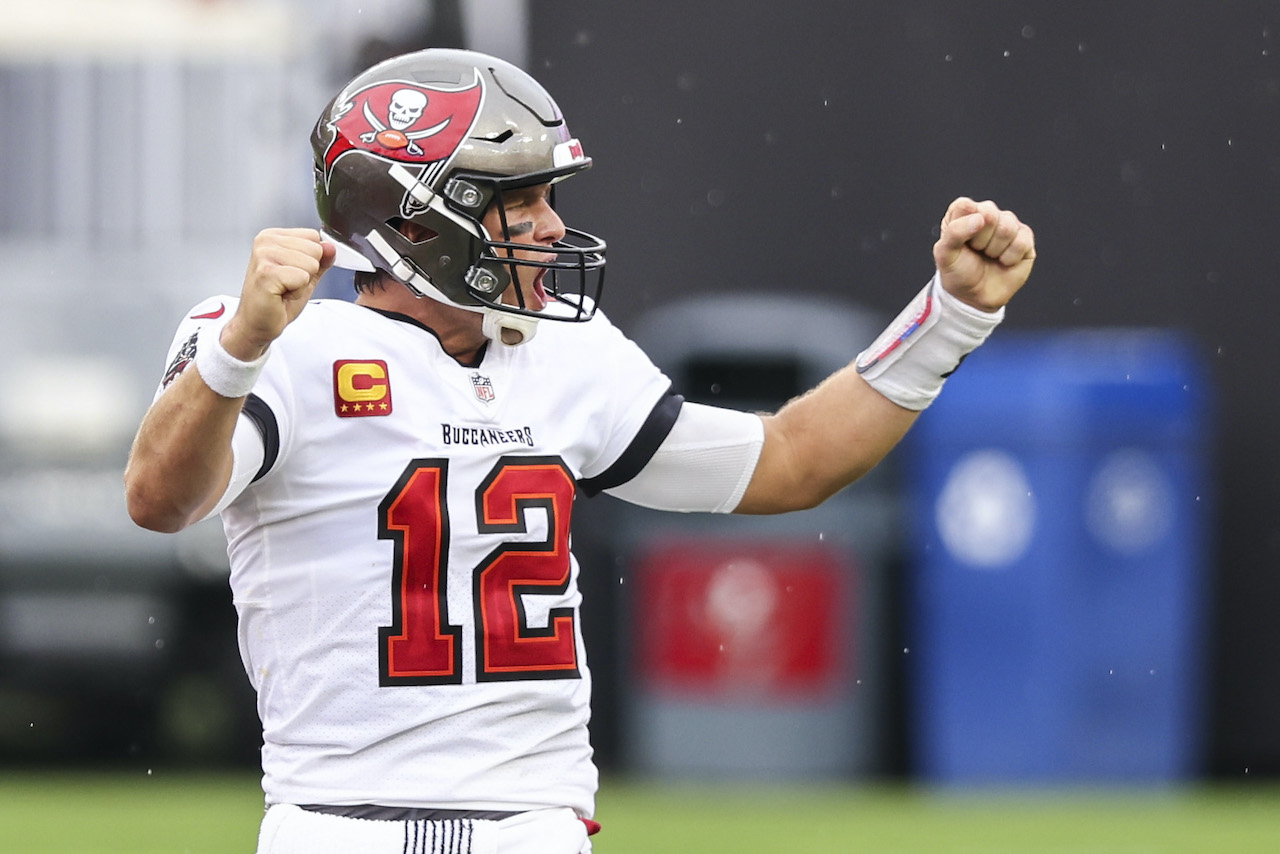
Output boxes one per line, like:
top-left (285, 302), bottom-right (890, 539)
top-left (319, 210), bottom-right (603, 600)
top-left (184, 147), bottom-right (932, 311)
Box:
top-left (903, 329), bottom-right (1211, 783)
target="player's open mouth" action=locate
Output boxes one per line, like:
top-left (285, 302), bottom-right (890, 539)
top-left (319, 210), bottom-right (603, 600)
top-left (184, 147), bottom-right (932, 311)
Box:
top-left (532, 268), bottom-right (549, 307)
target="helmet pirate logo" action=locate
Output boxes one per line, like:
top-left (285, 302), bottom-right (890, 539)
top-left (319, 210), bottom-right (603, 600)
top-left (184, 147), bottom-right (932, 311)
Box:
top-left (321, 77), bottom-right (484, 175)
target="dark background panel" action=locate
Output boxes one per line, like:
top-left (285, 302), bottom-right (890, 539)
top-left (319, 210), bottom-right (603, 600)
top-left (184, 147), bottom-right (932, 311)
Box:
top-left (529, 1), bottom-right (1280, 776)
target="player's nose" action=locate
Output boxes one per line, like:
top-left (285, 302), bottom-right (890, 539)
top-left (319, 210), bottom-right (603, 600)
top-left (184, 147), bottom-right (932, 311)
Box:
top-left (534, 200), bottom-right (566, 245)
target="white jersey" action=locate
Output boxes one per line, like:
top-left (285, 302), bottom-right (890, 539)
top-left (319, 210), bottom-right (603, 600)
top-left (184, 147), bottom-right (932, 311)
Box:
top-left (158, 297), bottom-right (680, 817)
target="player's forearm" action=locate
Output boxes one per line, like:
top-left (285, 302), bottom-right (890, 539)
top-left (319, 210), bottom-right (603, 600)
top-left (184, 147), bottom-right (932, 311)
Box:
top-left (735, 368), bottom-right (918, 514)
top-left (124, 368), bottom-right (239, 533)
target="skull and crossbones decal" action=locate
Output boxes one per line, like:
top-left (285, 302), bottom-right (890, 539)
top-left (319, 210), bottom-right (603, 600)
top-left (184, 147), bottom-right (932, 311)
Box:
top-left (320, 77), bottom-right (484, 175)
top-left (359, 88), bottom-right (452, 156)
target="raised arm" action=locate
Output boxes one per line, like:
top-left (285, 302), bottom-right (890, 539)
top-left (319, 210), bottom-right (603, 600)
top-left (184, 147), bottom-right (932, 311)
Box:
top-left (124, 228), bottom-right (334, 532)
top-left (735, 198), bottom-right (1035, 514)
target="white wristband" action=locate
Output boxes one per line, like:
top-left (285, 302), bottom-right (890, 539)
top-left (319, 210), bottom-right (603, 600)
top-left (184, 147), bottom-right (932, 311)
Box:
top-left (855, 273), bottom-right (1003, 410)
top-left (194, 323), bottom-right (270, 398)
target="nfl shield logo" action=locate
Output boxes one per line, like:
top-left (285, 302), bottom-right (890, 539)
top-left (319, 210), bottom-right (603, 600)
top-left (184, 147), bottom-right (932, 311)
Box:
top-left (471, 373), bottom-right (496, 403)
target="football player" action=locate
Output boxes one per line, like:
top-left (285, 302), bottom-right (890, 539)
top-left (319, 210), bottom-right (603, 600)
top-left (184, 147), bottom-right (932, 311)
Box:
top-left (125, 48), bottom-right (1034, 854)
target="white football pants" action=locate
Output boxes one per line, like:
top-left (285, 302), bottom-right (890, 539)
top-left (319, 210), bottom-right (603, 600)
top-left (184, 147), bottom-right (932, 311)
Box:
top-left (256, 804), bottom-right (592, 854)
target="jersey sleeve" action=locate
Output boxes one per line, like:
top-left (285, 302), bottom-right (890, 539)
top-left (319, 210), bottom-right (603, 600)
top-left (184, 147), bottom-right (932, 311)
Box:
top-left (601, 401), bottom-right (764, 513)
top-left (578, 389), bottom-right (683, 496)
top-left (202, 413), bottom-right (267, 519)
top-left (154, 295), bottom-right (273, 517)
top-left (573, 312), bottom-right (684, 493)
top-left (152, 295), bottom-right (239, 400)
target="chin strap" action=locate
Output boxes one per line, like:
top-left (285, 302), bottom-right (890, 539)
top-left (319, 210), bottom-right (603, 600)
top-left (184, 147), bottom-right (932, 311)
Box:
top-left (482, 310), bottom-right (539, 346)
top-left (360, 229), bottom-right (539, 346)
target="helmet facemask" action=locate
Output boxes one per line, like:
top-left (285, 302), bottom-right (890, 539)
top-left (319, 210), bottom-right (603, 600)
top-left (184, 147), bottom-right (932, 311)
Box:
top-left (461, 175), bottom-right (606, 324)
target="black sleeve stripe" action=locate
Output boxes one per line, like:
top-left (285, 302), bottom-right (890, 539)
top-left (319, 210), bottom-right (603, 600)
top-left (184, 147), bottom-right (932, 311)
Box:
top-left (578, 388), bottom-right (684, 497)
top-left (241, 394), bottom-right (280, 483)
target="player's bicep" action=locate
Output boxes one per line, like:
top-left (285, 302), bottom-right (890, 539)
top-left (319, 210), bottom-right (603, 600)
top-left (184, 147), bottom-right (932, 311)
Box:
top-left (602, 402), bottom-right (764, 513)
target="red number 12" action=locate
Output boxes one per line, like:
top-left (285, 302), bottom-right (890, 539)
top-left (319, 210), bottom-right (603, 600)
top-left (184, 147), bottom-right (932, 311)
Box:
top-left (377, 456), bottom-right (580, 686)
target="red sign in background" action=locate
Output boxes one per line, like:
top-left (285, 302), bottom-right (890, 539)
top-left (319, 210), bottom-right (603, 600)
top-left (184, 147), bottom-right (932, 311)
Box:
top-left (633, 539), bottom-right (855, 699)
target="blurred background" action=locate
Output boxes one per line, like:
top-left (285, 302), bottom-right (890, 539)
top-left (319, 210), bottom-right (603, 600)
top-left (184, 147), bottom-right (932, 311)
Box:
top-left (0, 0), bottom-right (1277, 792)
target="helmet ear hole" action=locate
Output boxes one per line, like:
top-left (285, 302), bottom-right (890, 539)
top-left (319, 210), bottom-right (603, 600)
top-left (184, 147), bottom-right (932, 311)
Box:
top-left (388, 217), bottom-right (438, 244)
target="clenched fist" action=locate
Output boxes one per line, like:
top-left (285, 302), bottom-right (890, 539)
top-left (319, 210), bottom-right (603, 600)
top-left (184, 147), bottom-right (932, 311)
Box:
top-left (221, 228), bottom-right (337, 360)
top-left (933, 198), bottom-right (1036, 313)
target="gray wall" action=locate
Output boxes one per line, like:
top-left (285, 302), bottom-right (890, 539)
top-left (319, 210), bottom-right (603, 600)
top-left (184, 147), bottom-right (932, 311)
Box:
top-left (530, 1), bottom-right (1280, 776)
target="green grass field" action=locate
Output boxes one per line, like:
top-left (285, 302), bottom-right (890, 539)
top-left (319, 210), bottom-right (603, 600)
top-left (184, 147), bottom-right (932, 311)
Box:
top-left (2, 771), bottom-right (1278, 853)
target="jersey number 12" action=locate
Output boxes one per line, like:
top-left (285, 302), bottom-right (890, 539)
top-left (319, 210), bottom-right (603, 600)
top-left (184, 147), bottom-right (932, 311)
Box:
top-left (377, 456), bottom-right (581, 686)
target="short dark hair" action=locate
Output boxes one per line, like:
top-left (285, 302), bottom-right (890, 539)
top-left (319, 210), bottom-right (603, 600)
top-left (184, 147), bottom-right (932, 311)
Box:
top-left (353, 270), bottom-right (388, 294)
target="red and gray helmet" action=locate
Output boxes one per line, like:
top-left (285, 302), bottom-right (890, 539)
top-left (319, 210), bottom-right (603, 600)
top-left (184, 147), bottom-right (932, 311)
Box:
top-left (311, 48), bottom-right (605, 343)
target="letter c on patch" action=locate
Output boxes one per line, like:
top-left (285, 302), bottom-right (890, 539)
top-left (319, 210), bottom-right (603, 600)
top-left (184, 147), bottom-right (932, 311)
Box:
top-left (334, 359), bottom-right (392, 417)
